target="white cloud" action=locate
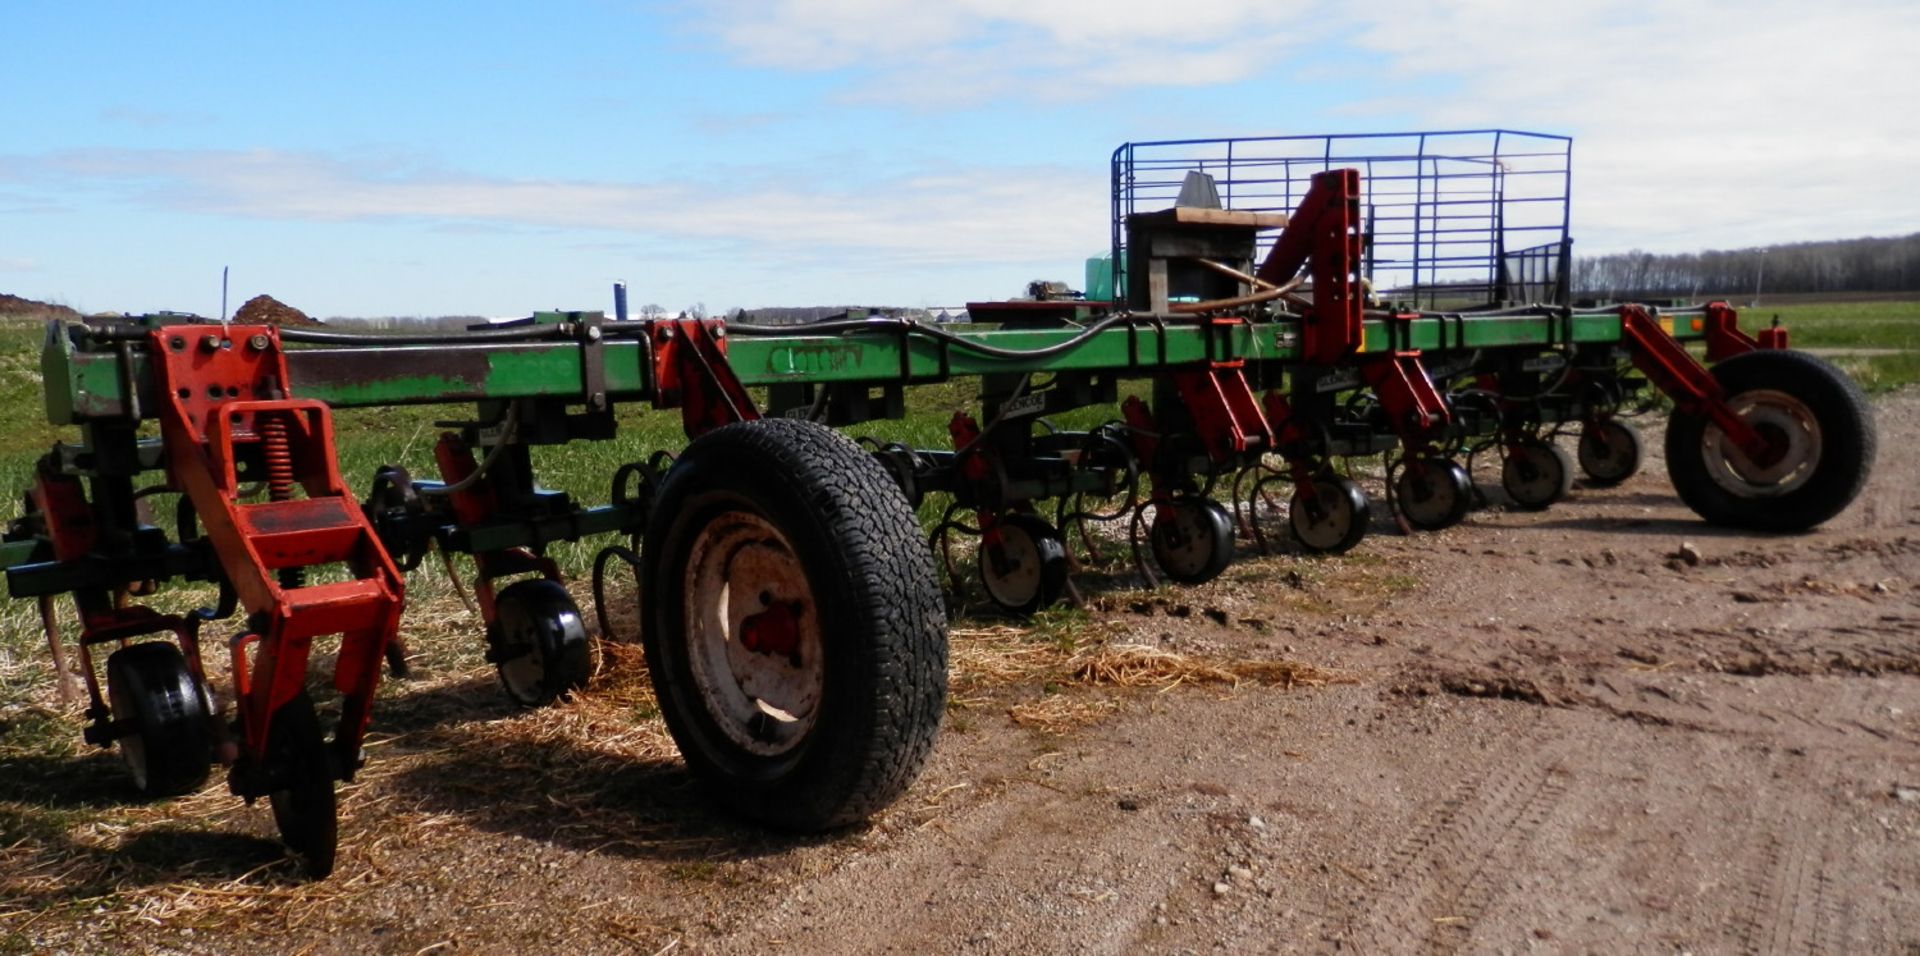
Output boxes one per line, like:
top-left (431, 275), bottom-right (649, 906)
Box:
top-left (692, 0), bottom-right (1324, 104)
top-left (686, 0), bottom-right (1920, 250)
top-left (1335, 0), bottom-right (1920, 250)
top-left (9, 147), bottom-right (1108, 269)
top-left (0, 256), bottom-right (37, 272)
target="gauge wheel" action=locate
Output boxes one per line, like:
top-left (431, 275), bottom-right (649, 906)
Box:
top-left (642, 418), bottom-right (947, 831)
top-left (1149, 498), bottom-right (1235, 584)
top-left (490, 578), bottom-right (592, 708)
top-left (1501, 440), bottom-right (1574, 511)
top-left (267, 692), bottom-right (338, 879)
top-left (104, 642), bottom-right (213, 798)
top-left (1576, 419), bottom-right (1642, 487)
top-left (1395, 457), bottom-right (1473, 531)
top-left (1289, 477), bottom-right (1371, 554)
top-left (978, 512), bottom-right (1070, 615)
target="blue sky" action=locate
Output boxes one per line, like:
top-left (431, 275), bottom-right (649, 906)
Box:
top-left (4, 0), bottom-right (1916, 318)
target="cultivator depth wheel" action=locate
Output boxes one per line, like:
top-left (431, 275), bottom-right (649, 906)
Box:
top-left (642, 418), bottom-right (946, 831)
top-left (489, 578), bottom-right (592, 708)
top-left (105, 642), bottom-right (214, 798)
top-left (1577, 419), bottom-right (1643, 487)
top-left (1502, 440), bottom-right (1574, 511)
top-left (1664, 350), bottom-right (1875, 531)
top-left (979, 513), bottom-right (1070, 616)
top-left (267, 692), bottom-right (338, 879)
top-left (1289, 477), bottom-right (1370, 554)
top-left (1149, 499), bottom-right (1235, 584)
top-left (1395, 457), bottom-right (1473, 531)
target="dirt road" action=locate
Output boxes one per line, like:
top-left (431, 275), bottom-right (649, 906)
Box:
top-left (7, 396), bottom-right (1918, 954)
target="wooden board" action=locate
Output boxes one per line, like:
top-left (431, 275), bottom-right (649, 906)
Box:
top-left (1127, 207), bottom-right (1290, 229)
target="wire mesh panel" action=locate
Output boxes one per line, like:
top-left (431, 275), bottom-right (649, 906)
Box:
top-left (1110, 130), bottom-right (1573, 310)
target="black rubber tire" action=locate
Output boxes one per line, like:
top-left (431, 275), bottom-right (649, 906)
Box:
top-left (1501, 440), bottom-right (1574, 511)
top-left (1290, 477), bottom-right (1370, 554)
top-left (267, 692), bottom-right (338, 879)
top-left (979, 512), bottom-right (1070, 615)
top-left (1395, 457), bottom-right (1473, 531)
top-left (1149, 499), bottom-right (1235, 584)
top-left (489, 578), bottom-right (591, 708)
top-left (104, 642), bottom-right (213, 798)
top-left (1665, 350), bottom-right (1875, 531)
top-left (641, 418), bottom-right (948, 831)
top-left (1577, 419), bottom-right (1643, 487)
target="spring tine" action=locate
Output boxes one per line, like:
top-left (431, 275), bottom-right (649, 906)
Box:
top-left (1052, 495), bottom-right (1083, 573)
top-left (930, 503), bottom-right (972, 598)
top-left (591, 543), bottom-right (645, 646)
top-left (1246, 473), bottom-right (1282, 555)
top-left (1383, 452), bottom-right (1415, 537)
top-left (1228, 466), bottom-right (1251, 538)
top-left (1077, 501), bottom-right (1107, 565)
top-left (37, 595), bottom-right (75, 706)
top-left (1128, 503), bottom-right (1159, 589)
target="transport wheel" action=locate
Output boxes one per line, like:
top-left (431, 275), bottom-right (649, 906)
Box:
top-left (1149, 498), bottom-right (1236, 584)
top-left (1665, 350), bottom-right (1874, 531)
top-left (489, 578), bottom-right (591, 708)
top-left (1395, 457), bottom-right (1473, 531)
top-left (642, 418), bottom-right (947, 831)
top-left (267, 692), bottom-right (338, 879)
top-left (104, 642), bottom-right (213, 798)
top-left (1501, 440), bottom-right (1574, 511)
top-left (978, 513), bottom-right (1070, 615)
top-left (1576, 419), bottom-right (1642, 487)
top-left (1289, 477), bottom-right (1370, 554)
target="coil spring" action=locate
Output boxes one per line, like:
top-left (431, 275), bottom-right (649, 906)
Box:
top-left (259, 413), bottom-right (304, 589)
top-left (261, 414), bottom-right (294, 502)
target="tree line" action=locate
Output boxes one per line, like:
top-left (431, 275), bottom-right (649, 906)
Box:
top-left (1571, 233), bottom-right (1920, 299)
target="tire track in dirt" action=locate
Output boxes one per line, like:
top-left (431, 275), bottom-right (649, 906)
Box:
top-left (1838, 392), bottom-right (1913, 534)
top-left (1417, 769), bottom-right (1570, 954)
top-left (1324, 732), bottom-right (1572, 954)
top-left (1397, 607), bottom-right (1920, 752)
top-left (1737, 755), bottom-right (1843, 956)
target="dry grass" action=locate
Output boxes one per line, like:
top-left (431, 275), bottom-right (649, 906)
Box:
top-left (948, 623), bottom-right (1094, 689)
top-left (1007, 694), bottom-right (1122, 734)
top-left (1065, 643), bottom-right (1339, 691)
top-left (1001, 634), bottom-right (1345, 735)
top-left (949, 601), bottom-right (1345, 738)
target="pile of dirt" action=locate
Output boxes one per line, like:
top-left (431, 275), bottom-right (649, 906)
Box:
top-left (231, 294), bottom-right (323, 327)
top-left (0, 293), bottom-right (83, 322)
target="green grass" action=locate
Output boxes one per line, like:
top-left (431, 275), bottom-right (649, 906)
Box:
top-left (1730, 300), bottom-right (1920, 392)
top-left (1737, 299), bottom-right (1920, 352)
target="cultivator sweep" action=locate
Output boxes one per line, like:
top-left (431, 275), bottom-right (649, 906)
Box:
top-left (2, 131), bottom-right (1875, 877)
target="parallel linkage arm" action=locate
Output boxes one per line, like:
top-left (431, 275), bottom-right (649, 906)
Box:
top-left (1617, 303), bottom-right (1769, 457)
top-left (149, 325), bottom-right (404, 781)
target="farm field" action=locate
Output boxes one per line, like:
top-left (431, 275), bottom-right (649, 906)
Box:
top-left (1735, 299), bottom-right (1920, 393)
top-left (1, 300), bottom-right (1917, 953)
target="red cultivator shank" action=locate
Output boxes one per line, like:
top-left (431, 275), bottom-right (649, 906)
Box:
top-left (150, 325), bottom-right (404, 876)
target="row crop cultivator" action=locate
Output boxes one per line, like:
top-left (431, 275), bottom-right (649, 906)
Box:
top-left (3, 131), bottom-right (1875, 877)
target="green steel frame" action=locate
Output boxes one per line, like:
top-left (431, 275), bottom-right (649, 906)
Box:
top-left (41, 308), bottom-right (1699, 424)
